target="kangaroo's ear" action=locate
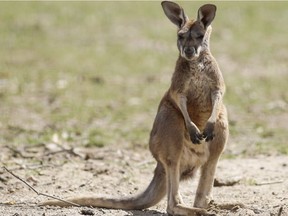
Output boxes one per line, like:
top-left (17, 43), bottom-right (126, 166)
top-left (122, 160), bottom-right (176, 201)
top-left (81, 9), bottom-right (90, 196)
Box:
top-left (197, 4), bottom-right (216, 28)
top-left (161, 1), bottom-right (188, 28)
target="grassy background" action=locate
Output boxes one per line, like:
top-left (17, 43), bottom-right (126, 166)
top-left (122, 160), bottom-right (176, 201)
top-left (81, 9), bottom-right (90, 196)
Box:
top-left (0, 1), bottom-right (287, 157)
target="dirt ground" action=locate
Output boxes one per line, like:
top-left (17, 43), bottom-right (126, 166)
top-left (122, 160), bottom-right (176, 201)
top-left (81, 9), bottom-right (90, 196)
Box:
top-left (1, 145), bottom-right (287, 216)
top-left (1, 2), bottom-right (288, 216)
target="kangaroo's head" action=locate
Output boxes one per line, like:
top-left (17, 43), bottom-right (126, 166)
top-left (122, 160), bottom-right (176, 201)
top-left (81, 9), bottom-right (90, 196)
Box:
top-left (161, 1), bottom-right (216, 61)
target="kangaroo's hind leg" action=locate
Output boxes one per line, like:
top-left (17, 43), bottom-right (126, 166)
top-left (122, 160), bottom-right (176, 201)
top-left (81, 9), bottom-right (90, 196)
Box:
top-left (164, 161), bottom-right (211, 216)
top-left (194, 109), bottom-right (229, 209)
top-left (152, 106), bottom-right (211, 216)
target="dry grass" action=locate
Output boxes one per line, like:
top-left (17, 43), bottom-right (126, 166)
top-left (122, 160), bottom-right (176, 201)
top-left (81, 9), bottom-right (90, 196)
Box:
top-left (0, 2), bottom-right (287, 157)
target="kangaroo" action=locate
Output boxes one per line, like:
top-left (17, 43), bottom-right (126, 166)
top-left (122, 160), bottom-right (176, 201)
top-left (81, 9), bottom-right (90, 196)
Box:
top-left (42, 1), bottom-right (228, 216)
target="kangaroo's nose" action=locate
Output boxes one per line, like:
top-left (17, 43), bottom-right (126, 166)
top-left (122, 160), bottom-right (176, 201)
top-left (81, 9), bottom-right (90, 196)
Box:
top-left (184, 47), bottom-right (195, 56)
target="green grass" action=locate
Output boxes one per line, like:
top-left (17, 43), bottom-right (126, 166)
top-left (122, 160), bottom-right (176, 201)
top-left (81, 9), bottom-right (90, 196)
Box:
top-left (0, 2), bottom-right (287, 156)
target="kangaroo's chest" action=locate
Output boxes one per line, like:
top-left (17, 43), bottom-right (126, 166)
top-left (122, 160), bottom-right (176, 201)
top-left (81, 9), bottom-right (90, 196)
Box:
top-left (186, 67), bottom-right (213, 126)
top-left (186, 67), bottom-right (212, 106)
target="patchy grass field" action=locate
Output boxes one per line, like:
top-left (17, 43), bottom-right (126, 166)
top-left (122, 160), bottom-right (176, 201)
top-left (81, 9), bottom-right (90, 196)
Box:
top-left (1, 1), bottom-right (287, 156)
top-left (0, 2), bottom-right (288, 215)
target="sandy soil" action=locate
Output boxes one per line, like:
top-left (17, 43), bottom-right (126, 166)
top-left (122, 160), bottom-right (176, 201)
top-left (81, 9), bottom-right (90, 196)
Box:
top-left (1, 146), bottom-right (287, 216)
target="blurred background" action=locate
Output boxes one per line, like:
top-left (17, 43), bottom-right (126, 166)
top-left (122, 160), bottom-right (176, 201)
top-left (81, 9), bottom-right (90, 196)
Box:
top-left (0, 1), bottom-right (287, 158)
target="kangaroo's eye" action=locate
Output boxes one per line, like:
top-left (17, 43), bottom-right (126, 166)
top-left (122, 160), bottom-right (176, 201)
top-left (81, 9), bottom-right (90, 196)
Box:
top-left (178, 34), bottom-right (184, 40)
top-left (197, 35), bottom-right (204, 40)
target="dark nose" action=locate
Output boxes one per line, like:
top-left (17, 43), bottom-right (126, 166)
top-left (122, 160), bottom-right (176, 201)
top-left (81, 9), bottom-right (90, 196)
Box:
top-left (184, 47), bottom-right (195, 56)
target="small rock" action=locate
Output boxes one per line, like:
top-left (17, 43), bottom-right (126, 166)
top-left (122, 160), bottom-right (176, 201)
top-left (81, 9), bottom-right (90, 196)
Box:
top-left (80, 209), bottom-right (95, 215)
top-left (26, 175), bottom-right (38, 184)
top-left (214, 177), bottom-right (241, 187)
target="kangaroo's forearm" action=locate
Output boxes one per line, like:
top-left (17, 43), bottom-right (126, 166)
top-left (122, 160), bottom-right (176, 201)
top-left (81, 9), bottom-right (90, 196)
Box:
top-left (175, 92), bottom-right (203, 144)
top-left (179, 95), bottom-right (196, 128)
top-left (170, 91), bottom-right (195, 129)
top-left (208, 90), bottom-right (223, 123)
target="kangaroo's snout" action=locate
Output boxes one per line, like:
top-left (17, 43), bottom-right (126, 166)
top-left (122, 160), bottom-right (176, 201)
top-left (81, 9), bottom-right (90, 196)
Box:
top-left (184, 47), bottom-right (196, 58)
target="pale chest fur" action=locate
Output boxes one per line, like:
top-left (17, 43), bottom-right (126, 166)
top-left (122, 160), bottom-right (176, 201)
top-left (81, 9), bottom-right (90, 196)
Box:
top-left (186, 61), bottom-right (215, 127)
top-left (187, 62), bottom-right (212, 104)
top-left (170, 54), bottom-right (221, 128)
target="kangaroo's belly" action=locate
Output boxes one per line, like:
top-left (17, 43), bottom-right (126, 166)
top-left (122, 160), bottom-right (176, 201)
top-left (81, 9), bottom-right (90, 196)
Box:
top-left (180, 138), bottom-right (210, 180)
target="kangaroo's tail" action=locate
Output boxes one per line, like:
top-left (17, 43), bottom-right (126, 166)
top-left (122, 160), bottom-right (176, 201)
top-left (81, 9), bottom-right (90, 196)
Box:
top-left (40, 163), bottom-right (166, 210)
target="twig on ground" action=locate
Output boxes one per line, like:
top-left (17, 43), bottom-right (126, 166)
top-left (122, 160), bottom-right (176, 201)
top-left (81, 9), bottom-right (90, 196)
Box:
top-left (3, 163), bottom-right (62, 172)
top-left (44, 144), bottom-right (83, 158)
top-left (5, 145), bottom-right (34, 159)
top-left (255, 180), bottom-right (284, 186)
top-left (24, 143), bottom-right (45, 151)
top-left (278, 206), bottom-right (283, 216)
top-left (44, 148), bottom-right (77, 157)
top-left (3, 166), bottom-right (81, 207)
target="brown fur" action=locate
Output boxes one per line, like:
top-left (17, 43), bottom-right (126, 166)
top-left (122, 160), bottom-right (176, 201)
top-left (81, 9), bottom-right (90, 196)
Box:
top-left (41, 2), bottom-right (228, 216)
